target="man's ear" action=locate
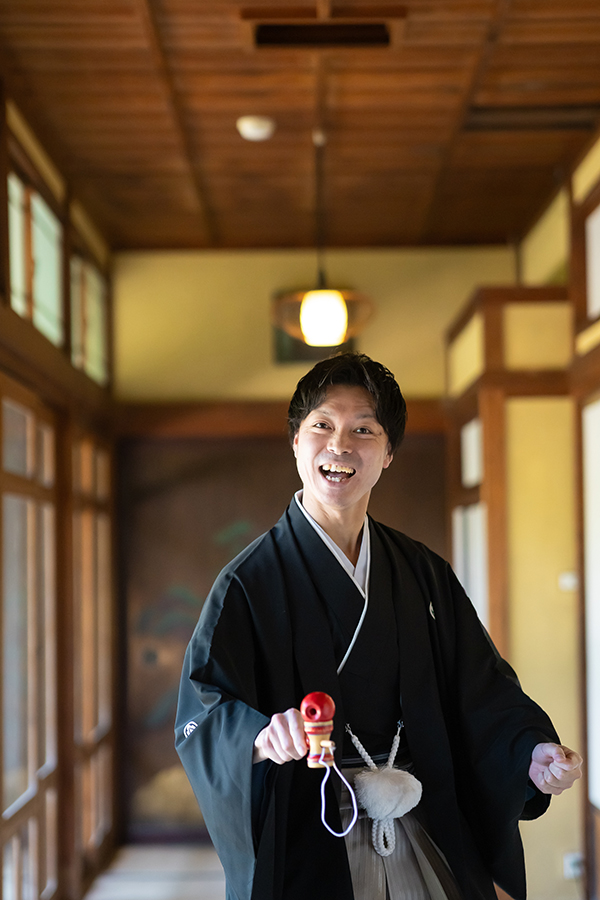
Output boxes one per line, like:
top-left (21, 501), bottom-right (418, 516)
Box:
top-left (383, 445), bottom-right (393, 469)
top-left (292, 433), bottom-right (298, 458)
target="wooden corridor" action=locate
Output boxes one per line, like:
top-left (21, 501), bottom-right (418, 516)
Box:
top-left (84, 846), bottom-right (225, 900)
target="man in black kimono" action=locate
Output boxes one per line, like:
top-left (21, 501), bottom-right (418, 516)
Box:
top-left (175, 353), bottom-right (581, 900)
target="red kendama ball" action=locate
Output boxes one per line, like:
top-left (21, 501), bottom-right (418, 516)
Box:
top-left (300, 692), bottom-right (336, 722)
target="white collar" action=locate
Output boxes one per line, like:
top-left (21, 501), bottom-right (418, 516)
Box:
top-left (294, 492), bottom-right (370, 673)
top-left (293, 490), bottom-right (370, 596)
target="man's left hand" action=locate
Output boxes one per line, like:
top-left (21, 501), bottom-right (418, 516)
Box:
top-left (529, 743), bottom-right (583, 795)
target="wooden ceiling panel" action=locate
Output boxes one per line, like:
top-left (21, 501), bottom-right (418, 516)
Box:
top-left (329, 66), bottom-right (471, 92)
top-left (327, 173), bottom-right (435, 244)
top-left (0, 0), bottom-right (598, 248)
top-left (330, 144), bottom-right (441, 171)
top-left (404, 19), bottom-right (491, 45)
top-left (510, 0), bottom-right (600, 17)
top-left (449, 129), bottom-right (589, 168)
top-left (501, 19), bottom-right (600, 44)
top-left (423, 166), bottom-right (557, 243)
top-left (474, 85), bottom-right (600, 108)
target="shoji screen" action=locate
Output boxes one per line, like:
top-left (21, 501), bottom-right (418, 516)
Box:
top-left (583, 396), bottom-right (600, 812)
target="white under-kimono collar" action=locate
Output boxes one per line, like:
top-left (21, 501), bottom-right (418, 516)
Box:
top-left (294, 492), bottom-right (370, 674)
top-left (293, 491), bottom-right (370, 594)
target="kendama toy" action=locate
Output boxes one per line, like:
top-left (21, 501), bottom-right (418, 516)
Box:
top-left (301, 691), bottom-right (336, 767)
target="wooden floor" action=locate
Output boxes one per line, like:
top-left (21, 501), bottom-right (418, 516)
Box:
top-left (84, 845), bottom-right (226, 900)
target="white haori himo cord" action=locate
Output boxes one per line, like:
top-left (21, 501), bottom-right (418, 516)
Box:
top-left (318, 742), bottom-right (358, 838)
top-left (346, 722), bottom-right (423, 857)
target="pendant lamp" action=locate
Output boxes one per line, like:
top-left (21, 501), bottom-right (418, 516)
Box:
top-left (272, 128), bottom-right (373, 348)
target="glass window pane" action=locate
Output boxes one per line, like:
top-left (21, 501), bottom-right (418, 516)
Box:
top-left (21, 819), bottom-right (38, 900)
top-left (84, 266), bottom-right (108, 386)
top-left (97, 514), bottom-right (111, 731)
top-left (460, 418), bottom-right (483, 488)
top-left (31, 193), bottom-right (63, 347)
top-left (72, 510), bottom-right (82, 741)
top-left (39, 504), bottom-right (57, 769)
top-left (586, 204), bottom-right (600, 320)
top-left (45, 788), bottom-right (58, 897)
top-left (3, 836), bottom-right (17, 900)
top-left (70, 256), bottom-right (84, 369)
top-left (8, 173), bottom-right (27, 318)
top-left (3, 495), bottom-right (32, 809)
top-left (37, 424), bottom-right (55, 488)
top-left (74, 510), bottom-right (97, 740)
top-left (3, 399), bottom-right (34, 478)
top-left (584, 397), bottom-right (600, 808)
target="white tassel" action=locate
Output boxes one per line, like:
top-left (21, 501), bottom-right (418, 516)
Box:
top-left (354, 766), bottom-right (422, 820)
top-left (346, 722), bottom-right (422, 857)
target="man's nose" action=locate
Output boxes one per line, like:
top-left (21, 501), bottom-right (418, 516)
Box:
top-left (326, 430), bottom-right (352, 454)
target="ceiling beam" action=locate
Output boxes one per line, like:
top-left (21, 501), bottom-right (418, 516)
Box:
top-left (417, 0), bottom-right (513, 241)
top-left (135, 0), bottom-right (218, 245)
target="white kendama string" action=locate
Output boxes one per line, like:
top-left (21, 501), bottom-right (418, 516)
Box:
top-left (318, 742), bottom-right (358, 838)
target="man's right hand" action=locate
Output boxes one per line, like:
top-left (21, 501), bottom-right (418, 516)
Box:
top-left (253, 708), bottom-right (308, 764)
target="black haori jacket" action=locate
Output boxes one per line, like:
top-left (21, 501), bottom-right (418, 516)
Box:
top-left (175, 501), bottom-right (558, 900)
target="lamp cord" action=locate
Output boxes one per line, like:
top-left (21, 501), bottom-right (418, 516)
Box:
top-left (313, 131), bottom-right (327, 288)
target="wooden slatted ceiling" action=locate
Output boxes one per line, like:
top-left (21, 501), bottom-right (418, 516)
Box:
top-left (0, 1), bottom-right (598, 249)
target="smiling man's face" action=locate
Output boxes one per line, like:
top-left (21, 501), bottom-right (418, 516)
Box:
top-left (293, 383), bottom-right (393, 521)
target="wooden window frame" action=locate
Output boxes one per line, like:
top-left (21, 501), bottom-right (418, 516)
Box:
top-left (0, 94), bottom-right (117, 900)
top-left (0, 372), bottom-right (60, 900)
top-left (0, 99), bottom-right (113, 398)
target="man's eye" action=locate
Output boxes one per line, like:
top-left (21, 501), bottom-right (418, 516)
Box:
top-left (356, 427), bottom-right (371, 434)
top-left (312, 421), bottom-right (329, 429)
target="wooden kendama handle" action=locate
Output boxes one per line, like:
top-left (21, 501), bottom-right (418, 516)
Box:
top-left (301, 692), bottom-right (336, 768)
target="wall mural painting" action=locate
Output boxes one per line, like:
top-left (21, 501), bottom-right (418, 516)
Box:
top-left (120, 433), bottom-right (446, 839)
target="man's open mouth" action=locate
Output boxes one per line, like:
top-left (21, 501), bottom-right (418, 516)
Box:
top-left (320, 464), bottom-right (356, 483)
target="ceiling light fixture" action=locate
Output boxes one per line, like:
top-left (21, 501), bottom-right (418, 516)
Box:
top-left (236, 115), bottom-right (276, 141)
top-left (272, 127), bottom-right (374, 348)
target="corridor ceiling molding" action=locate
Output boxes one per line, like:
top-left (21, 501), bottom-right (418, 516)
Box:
top-left (0, 1), bottom-right (599, 251)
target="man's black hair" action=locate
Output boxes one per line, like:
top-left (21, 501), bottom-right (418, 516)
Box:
top-left (287, 352), bottom-right (407, 454)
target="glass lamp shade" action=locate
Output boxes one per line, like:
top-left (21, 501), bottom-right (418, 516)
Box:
top-left (300, 290), bottom-right (348, 346)
top-left (272, 289), bottom-right (374, 346)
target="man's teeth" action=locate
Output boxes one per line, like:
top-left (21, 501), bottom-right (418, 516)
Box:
top-left (321, 464), bottom-right (355, 475)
